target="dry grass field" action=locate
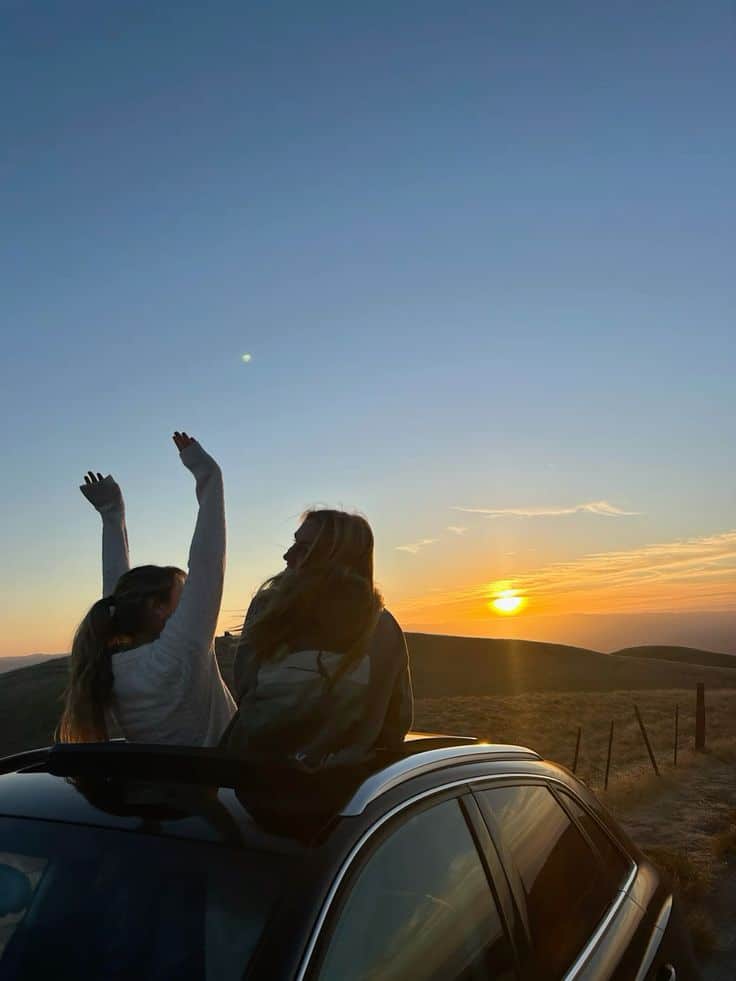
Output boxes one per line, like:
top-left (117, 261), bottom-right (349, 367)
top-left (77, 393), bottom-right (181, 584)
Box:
top-left (414, 687), bottom-right (736, 789)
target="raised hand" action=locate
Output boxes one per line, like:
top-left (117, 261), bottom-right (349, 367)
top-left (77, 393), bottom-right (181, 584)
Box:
top-left (80, 471), bottom-right (123, 512)
top-left (174, 430), bottom-right (219, 482)
top-left (173, 431), bottom-right (196, 452)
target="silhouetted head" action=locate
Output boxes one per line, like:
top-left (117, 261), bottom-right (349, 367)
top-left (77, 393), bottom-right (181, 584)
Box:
top-left (283, 509), bottom-right (374, 581)
top-left (57, 565), bottom-right (186, 743)
top-left (248, 509), bottom-right (380, 671)
top-left (111, 565), bottom-right (186, 641)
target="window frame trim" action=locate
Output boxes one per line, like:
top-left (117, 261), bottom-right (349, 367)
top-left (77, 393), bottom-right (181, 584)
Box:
top-left (460, 792), bottom-right (523, 979)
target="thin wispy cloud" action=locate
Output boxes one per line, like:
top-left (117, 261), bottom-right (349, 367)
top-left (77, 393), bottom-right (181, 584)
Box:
top-left (396, 538), bottom-right (438, 555)
top-left (393, 530), bottom-right (736, 620)
top-left (447, 526), bottom-right (468, 535)
top-left (453, 500), bottom-right (639, 519)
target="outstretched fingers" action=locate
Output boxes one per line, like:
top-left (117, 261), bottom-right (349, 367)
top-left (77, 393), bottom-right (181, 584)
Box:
top-left (173, 431), bottom-right (196, 452)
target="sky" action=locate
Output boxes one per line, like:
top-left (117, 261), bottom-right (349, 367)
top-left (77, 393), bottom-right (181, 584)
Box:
top-left (2, 1), bottom-right (735, 657)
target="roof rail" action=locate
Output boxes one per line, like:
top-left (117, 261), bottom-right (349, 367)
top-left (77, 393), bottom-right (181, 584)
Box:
top-left (0, 746), bottom-right (53, 776)
top-left (0, 741), bottom-right (541, 816)
top-left (0, 743), bottom-right (265, 785)
top-left (403, 731), bottom-right (477, 744)
top-left (0, 735), bottom-right (478, 782)
top-left (46, 743), bottom-right (268, 785)
top-left (0, 743), bottom-right (399, 797)
top-left (341, 743), bottom-right (540, 815)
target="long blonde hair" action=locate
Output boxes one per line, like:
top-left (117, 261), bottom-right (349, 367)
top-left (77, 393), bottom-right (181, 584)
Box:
top-left (245, 509), bottom-right (381, 681)
top-left (298, 508), bottom-right (374, 580)
top-left (57, 565), bottom-right (185, 743)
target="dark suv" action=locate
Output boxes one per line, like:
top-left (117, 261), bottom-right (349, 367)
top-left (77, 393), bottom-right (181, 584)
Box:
top-left (0, 736), bottom-right (697, 980)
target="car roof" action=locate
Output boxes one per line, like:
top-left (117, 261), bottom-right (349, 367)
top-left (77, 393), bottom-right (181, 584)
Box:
top-left (0, 735), bottom-right (543, 848)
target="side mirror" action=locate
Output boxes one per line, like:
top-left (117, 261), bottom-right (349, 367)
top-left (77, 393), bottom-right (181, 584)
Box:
top-left (0, 863), bottom-right (33, 916)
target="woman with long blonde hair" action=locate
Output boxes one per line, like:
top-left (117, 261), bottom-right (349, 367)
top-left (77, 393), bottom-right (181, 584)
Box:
top-left (223, 508), bottom-right (413, 765)
top-left (58, 431), bottom-right (235, 745)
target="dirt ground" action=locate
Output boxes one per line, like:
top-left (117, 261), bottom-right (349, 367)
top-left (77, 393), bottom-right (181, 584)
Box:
top-left (606, 747), bottom-right (736, 980)
top-left (701, 853), bottom-right (736, 981)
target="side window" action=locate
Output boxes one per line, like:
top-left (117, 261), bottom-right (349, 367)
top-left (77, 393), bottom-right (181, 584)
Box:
top-left (557, 791), bottom-right (633, 891)
top-left (477, 785), bottom-right (620, 980)
top-left (0, 852), bottom-right (47, 959)
top-left (314, 798), bottom-right (515, 981)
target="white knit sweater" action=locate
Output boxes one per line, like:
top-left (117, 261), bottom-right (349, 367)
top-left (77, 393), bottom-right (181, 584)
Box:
top-left (83, 442), bottom-right (236, 746)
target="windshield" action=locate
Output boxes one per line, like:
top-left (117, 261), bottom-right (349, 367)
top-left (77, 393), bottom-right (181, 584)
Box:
top-left (0, 816), bottom-right (287, 981)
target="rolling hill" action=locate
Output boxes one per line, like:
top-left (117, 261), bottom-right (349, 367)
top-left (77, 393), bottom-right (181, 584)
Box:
top-left (399, 634), bottom-right (736, 698)
top-left (0, 654), bottom-right (64, 675)
top-left (0, 656), bottom-right (71, 757)
top-left (2, 633), bottom-right (735, 757)
top-left (613, 645), bottom-right (736, 670)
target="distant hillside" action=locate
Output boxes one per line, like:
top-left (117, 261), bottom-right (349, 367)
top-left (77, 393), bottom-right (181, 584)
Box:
top-left (0, 654), bottom-right (64, 675)
top-left (3, 634), bottom-right (736, 757)
top-left (401, 634), bottom-right (736, 698)
top-left (0, 656), bottom-right (70, 756)
top-left (614, 645), bottom-right (736, 671)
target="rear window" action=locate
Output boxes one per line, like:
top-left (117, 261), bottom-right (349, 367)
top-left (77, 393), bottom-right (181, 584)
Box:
top-left (0, 816), bottom-right (287, 980)
top-left (557, 791), bottom-right (632, 891)
top-left (477, 785), bottom-right (623, 979)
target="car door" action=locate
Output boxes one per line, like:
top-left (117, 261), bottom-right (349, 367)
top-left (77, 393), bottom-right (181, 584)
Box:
top-left (304, 789), bottom-right (519, 980)
top-left (473, 781), bottom-right (645, 981)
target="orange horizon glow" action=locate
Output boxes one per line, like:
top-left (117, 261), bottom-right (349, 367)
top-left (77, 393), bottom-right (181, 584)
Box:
top-left (392, 529), bottom-right (736, 631)
top-left (4, 528), bottom-right (736, 658)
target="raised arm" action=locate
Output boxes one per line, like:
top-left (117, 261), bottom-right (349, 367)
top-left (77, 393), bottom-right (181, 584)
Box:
top-left (152, 432), bottom-right (226, 666)
top-left (80, 471), bottom-right (131, 597)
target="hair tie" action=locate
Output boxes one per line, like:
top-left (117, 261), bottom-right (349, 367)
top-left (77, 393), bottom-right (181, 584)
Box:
top-left (108, 602), bottom-right (116, 616)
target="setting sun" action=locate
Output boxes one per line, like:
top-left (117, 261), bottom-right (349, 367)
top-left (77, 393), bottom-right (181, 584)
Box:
top-left (490, 590), bottom-right (526, 616)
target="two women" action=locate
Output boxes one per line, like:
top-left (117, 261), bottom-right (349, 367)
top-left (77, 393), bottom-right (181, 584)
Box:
top-left (60, 436), bottom-right (413, 763)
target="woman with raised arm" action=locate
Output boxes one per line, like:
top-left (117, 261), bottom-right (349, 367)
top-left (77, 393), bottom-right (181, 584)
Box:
top-left (58, 432), bottom-right (236, 746)
top-left (223, 508), bottom-right (414, 766)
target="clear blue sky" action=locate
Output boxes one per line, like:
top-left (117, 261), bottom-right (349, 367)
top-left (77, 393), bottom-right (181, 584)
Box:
top-left (2, 1), bottom-right (734, 655)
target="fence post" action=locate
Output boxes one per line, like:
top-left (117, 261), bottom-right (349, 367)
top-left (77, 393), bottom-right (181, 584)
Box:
top-left (572, 726), bottom-right (582, 773)
top-left (604, 721), bottom-right (614, 790)
top-left (674, 704), bottom-right (679, 767)
top-left (695, 683), bottom-right (706, 751)
top-left (634, 704), bottom-right (660, 777)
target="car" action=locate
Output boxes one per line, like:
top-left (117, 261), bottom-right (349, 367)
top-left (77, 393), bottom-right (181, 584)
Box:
top-left (0, 735), bottom-right (698, 981)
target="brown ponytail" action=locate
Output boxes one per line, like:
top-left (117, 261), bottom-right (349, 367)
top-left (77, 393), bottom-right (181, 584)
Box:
top-left (57, 565), bottom-right (185, 743)
top-left (57, 597), bottom-right (117, 742)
